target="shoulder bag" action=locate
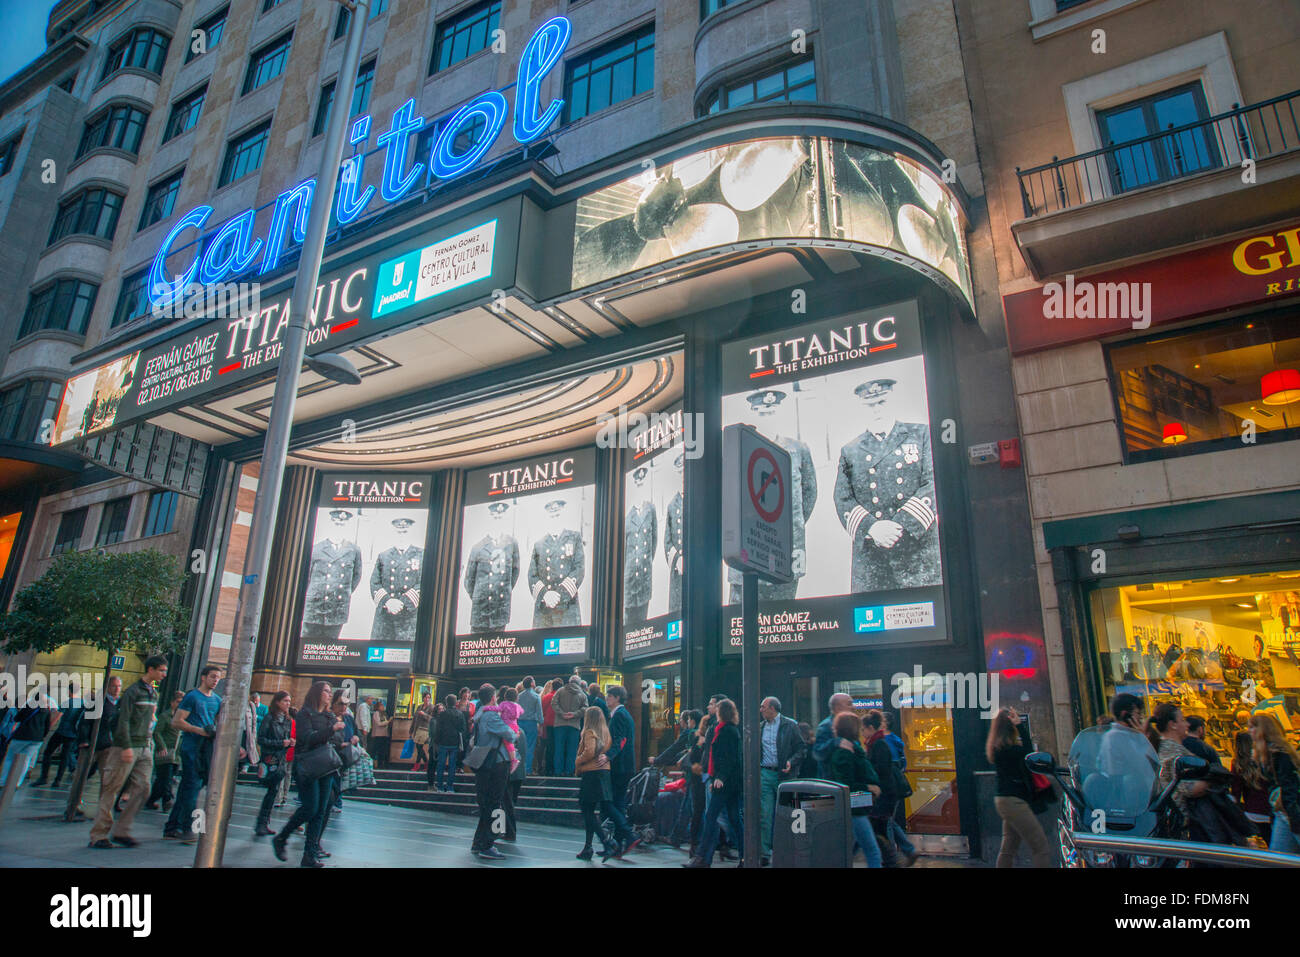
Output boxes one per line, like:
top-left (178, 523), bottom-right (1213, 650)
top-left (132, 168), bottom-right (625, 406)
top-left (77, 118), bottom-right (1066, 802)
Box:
top-left (297, 741), bottom-right (343, 781)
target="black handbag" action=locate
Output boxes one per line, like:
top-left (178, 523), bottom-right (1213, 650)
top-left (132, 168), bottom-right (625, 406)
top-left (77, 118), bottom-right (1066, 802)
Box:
top-left (297, 743), bottom-right (343, 781)
top-left (338, 743), bottom-right (365, 769)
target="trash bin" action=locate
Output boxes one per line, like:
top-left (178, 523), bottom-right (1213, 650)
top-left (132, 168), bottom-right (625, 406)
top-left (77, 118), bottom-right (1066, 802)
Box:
top-left (772, 779), bottom-right (853, 868)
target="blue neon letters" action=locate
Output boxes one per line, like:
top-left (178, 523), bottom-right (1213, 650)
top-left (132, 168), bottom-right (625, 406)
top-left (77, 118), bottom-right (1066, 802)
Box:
top-left (149, 17), bottom-right (569, 310)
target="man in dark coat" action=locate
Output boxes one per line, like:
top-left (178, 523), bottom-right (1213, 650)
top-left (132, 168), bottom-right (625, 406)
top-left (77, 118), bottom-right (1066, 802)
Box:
top-left (464, 500), bottom-right (519, 633)
top-left (371, 517), bottom-right (423, 643)
top-left (302, 509), bottom-right (363, 640)
top-left (757, 696), bottom-right (806, 863)
top-left (602, 685), bottom-right (639, 853)
top-left (833, 378), bottom-right (940, 593)
top-left (728, 387), bottom-right (817, 603)
top-left (665, 452), bottom-right (684, 613)
top-left (528, 498), bottom-right (584, 628)
top-left (623, 466), bottom-right (657, 627)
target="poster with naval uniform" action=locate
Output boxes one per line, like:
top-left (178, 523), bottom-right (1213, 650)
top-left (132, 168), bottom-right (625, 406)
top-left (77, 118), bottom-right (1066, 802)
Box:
top-left (720, 301), bottom-right (949, 654)
top-left (296, 473), bottom-right (432, 671)
top-left (454, 447), bottom-right (596, 671)
top-left (621, 405), bottom-right (687, 661)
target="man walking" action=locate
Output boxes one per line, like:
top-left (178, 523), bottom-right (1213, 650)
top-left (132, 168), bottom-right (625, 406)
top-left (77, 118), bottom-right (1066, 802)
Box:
top-left (164, 665), bottom-right (223, 842)
top-left (89, 655), bottom-right (166, 849)
top-left (517, 676), bottom-right (542, 776)
top-left (34, 684), bottom-right (83, 788)
top-left (603, 685), bottom-right (639, 854)
top-left (812, 693), bottom-right (855, 777)
top-left (550, 675), bottom-right (587, 776)
top-left (758, 696), bottom-right (806, 865)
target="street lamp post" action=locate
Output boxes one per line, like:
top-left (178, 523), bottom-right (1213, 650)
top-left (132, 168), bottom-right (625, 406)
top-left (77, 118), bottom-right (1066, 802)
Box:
top-left (194, 0), bottom-right (370, 868)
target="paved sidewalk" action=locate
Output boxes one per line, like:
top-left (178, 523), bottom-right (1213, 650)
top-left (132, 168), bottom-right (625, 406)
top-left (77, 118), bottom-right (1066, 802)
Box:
top-left (0, 778), bottom-right (981, 868)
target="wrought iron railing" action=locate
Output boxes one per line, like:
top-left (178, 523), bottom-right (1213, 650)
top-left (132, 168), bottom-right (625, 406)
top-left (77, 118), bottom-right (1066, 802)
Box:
top-left (1016, 90), bottom-right (1300, 217)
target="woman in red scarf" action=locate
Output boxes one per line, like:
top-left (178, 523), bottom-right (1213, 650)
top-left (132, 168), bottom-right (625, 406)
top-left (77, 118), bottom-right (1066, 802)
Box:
top-left (684, 698), bottom-right (743, 867)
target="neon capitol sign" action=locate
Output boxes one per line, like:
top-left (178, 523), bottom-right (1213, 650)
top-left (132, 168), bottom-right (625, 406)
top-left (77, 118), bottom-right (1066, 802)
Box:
top-left (147, 16), bottom-right (572, 312)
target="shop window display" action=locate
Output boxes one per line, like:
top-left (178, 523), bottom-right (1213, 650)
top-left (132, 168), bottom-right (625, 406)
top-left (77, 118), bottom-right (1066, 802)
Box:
top-left (1089, 571), bottom-right (1300, 760)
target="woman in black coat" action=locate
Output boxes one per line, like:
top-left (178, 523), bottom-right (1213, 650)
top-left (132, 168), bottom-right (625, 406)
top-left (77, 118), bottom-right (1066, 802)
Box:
top-left (272, 681), bottom-right (343, 868)
top-left (254, 691), bottom-right (294, 836)
top-left (685, 698), bottom-right (743, 867)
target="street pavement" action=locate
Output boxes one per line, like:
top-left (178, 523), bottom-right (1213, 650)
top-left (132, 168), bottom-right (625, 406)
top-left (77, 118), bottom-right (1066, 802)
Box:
top-left (0, 776), bottom-right (979, 868)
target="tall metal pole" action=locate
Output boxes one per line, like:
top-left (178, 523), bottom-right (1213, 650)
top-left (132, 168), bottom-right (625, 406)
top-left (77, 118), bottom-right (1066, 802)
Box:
top-left (741, 570), bottom-right (760, 867)
top-left (194, 0), bottom-right (370, 867)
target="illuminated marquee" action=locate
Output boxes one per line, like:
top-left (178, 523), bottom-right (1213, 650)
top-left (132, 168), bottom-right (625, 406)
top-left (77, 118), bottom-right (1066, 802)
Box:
top-left (148, 16), bottom-right (571, 310)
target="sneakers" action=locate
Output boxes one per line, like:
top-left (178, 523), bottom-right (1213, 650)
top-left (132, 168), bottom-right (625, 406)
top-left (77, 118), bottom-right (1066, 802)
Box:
top-left (271, 835), bottom-right (288, 861)
top-left (476, 847), bottom-right (506, 860)
top-left (162, 829), bottom-right (186, 841)
top-left (681, 856), bottom-right (709, 868)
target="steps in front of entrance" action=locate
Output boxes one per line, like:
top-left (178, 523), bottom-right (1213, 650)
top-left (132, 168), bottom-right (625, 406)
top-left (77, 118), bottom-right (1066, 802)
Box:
top-left (240, 768), bottom-right (585, 828)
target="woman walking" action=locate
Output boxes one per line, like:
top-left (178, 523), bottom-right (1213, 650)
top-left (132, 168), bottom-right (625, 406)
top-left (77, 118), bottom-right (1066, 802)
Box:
top-left (432, 694), bottom-right (465, 793)
top-left (826, 711), bottom-right (883, 867)
top-left (254, 691), bottom-right (293, 836)
top-left (685, 698), bottom-right (743, 868)
top-left (1250, 713), bottom-right (1300, 854)
top-left (1230, 730), bottom-right (1273, 837)
top-left (412, 692), bottom-right (434, 773)
top-left (370, 700), bottom-right (391, 769)
top-left (987, 706), bottom-right (1052, 867)
top-left (575, 705), bottom-right (616, 860)
top-left (272, 681), bottom-right (343, 868)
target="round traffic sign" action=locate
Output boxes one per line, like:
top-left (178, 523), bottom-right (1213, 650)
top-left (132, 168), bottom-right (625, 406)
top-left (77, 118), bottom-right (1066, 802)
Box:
top-left (747, 447), bottom-right (785, 523)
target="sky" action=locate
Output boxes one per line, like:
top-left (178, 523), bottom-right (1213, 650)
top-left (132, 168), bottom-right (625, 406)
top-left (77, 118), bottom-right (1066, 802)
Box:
top-left (0, 0), bottom-right (61, 87)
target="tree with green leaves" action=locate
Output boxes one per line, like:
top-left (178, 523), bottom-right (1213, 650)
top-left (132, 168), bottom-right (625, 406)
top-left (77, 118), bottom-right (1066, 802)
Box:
top-left (0, 548), bottom-right (191, 821)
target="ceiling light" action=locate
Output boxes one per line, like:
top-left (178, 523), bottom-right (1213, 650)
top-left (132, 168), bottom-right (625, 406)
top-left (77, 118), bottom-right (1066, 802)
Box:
top-left (1218, 578), bottom-right (1239, 583)
top-left (1262, 369), bottom-right (1300, 406)
top-left (1236, 602), bottom-right (1254, 609)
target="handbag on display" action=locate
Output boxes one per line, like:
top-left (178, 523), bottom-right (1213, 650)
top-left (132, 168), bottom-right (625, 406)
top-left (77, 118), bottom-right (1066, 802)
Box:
top-left (297, 743), bottom-right (343, 781)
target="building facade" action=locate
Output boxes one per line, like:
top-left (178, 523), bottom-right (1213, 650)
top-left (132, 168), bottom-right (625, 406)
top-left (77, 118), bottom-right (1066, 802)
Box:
top-left (958, 0), bottom-right (1300, 764)
top-left (2, 0), bottom-right (1069, 853)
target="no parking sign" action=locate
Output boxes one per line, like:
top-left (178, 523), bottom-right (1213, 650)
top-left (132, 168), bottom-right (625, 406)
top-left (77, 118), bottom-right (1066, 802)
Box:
top-left (722, 424), bottom-right (793, 583)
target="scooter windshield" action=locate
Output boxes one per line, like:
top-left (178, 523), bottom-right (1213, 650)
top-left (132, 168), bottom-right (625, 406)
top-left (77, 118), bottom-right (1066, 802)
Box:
top-left (1068, 725), bottom-right (1160, 832)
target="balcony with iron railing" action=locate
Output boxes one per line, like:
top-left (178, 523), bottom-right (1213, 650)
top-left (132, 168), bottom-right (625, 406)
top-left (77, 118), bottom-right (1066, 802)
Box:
top-left (1010, 90), bottom-right (1300, 279)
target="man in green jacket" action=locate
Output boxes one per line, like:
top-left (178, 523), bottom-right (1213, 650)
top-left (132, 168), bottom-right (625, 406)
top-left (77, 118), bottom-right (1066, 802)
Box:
top-left (89, 655), bottom-right (167, 849)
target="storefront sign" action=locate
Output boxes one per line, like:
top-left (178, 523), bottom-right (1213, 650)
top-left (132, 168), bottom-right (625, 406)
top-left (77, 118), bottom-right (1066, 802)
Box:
top-left (572, 136), bottom-right (972, 310)
top-left (719, 301), bottom-right (950, 655)
top-left (295, 472), bottom-right (432, 672)
top-left (453, 447), bottom-right (597, 670)
top-left (51, 200), bottom-right (519, 447)
top-left (621, 404), bottom-right (686, 662)
top-left (1003, 221), bottom-right (1300, 355)
top-left (146, 18), bottom-right (570, 311)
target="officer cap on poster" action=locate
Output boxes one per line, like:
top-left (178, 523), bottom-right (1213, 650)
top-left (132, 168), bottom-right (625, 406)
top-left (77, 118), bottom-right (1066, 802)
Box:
top-left (391, 517), bottom-right (415, 529)
top-left (488, 501), bottom-right (510, 515)
top-left (544, 498), bottom-right (566, 514)
top-left (329, 508), bottom-right (354, 521)
top-left (745, 388), bottom-right (787, 411)
top-left (854, 378), bottom-right (897, 402)
top-left (632, 465), bottom-right (649, 481)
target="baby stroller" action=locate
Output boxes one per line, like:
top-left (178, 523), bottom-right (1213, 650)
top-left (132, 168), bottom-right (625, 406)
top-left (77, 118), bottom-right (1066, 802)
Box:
top-left (603, 766), bottom-right (662, 845)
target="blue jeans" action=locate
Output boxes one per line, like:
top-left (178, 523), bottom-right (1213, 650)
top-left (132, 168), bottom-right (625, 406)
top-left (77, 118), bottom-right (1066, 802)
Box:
top-left (888, 817), bottom-right (917, 856)
top-left (518, 719), bottom-right (538, 774)
top-left (435, 745), bottom-right (458, 790)
top-left (851, 815), bottom-right (884, 867)
top-left (697, 786), bottom-right (743, 864)
top-left (759, 768), bottom-right (781, 857)
top-left (0, 740), bottom-right (43, 789)
top-left (1271, 813), bottom-right (1300, 854)
top-left (553, 725), bottom-right (579, 776)
top-left (165, 740), bottom-right (206, 834)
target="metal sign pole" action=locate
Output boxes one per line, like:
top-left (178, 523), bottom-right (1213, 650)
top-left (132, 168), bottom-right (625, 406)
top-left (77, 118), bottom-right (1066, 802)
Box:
top-left (193, 0), bottom-right (370, 868)
top-left (741, 570), bottom-right (761, 867)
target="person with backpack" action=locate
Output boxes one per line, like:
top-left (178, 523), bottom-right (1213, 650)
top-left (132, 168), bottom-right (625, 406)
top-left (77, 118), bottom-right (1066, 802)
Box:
top-left (0, 691), bottom-right (58, 790)
top-left (881, 711), bottom-right (919, 864)
top-left (468, 683), bottom-right (516, 861)
top-left (163, 665), bottom-right (222, 843)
